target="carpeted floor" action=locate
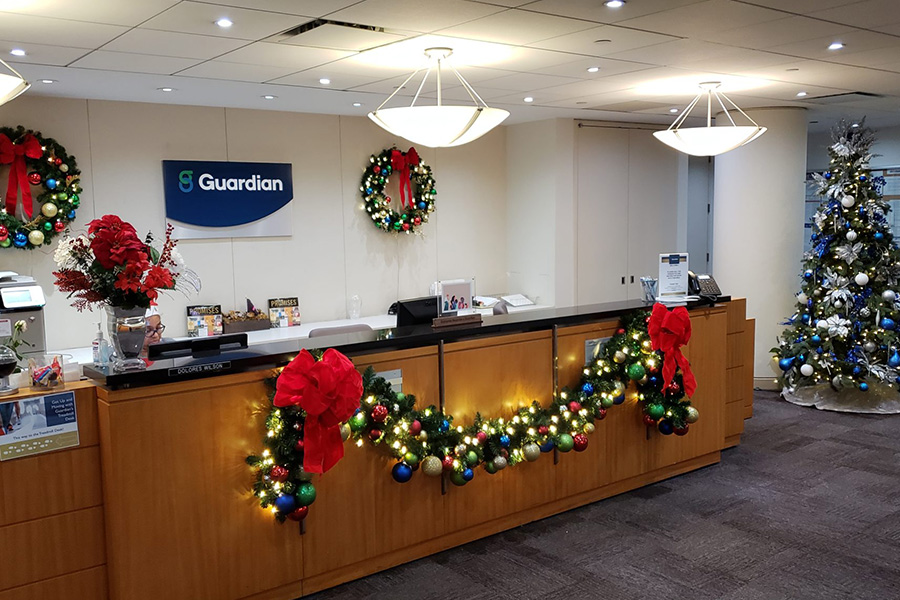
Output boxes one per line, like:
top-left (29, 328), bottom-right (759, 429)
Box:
top-left (306, 392), bottom-right (900, 599)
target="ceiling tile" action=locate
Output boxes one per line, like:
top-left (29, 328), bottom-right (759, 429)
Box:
top-left (525, 56), bottom-right (654, 79)
top-left (215, 42), bottom-right (353, 69)
top-left (69, 51), bottom-right (202, 75)
top-left (328, 0), bottom-right (507, 33)
top-left (268, 68), bottom-right (387, 89)
top-left (139, 1), bottom-right (304, 40)
top-left (277, 23), bottom-right (408, 51)
top-left (735, 0), bottom-right (867, 15)
top-left (695, 16), bottom-right (847, 48)
top-left (527, 24), bottom-right (679, 56)
top-left (615, 0), bottom-right (785, 38)
top-left (485, 46), bottom-right (598, 72)
top-left (828, 47), bottom-right (900, 69)
top-left (471, 71), bottom-right (581, 92)
top-left (806, 0), bottom-right (900, 29)
top-left (1, 41), bottom-right (91, 67)
top-left (103, 30), bottom-right (249, 60)
top-left (438, 9), bottom-right (597, 45)
top-left (606, 39), bottom-right (735, 67)
top-left (523, 0), bottom-right (710, 24)
top-left (673, 47), bottom-right (796, 73)
top-left (768, 29), bottom-right (900, 62)
top-left (0, 1), bottom-right (179, 26)
top-left (0, 12), bottom-right (128, 47)
top-left (177, 60), bottom-right (300, 82)
top-left (209, 0), bottom-right (357, 17)
top-left (466, 0), bottom-right (537, 7)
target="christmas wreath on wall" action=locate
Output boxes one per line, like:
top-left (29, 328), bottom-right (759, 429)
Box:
top-left (247, 305), bottom-right (699, 524)
top-left (0, 125), bottom-right (82, 250)
top-left (360, 146), bottom-right (436, 234)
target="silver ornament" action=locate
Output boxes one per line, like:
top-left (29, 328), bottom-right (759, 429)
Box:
top-left (800, 364), bottom-right (814, 377)
top-left (422, 455), bottom-right (443, 477)
top-left (340, 423), bottom-right (351, 442)
top-left (684, 406), bottom-right (699, 424)
top-left (855, 273), bottom-right (869, 286)
top-left (834, 300), bottom-right (843, 309)
top-left (455, 444), bottom-right (467, 455)
top-left (493, 456), bottom-right (508, 471)
top-left (861, 307), bottom-right (871, 317)
top-left (614, 350), bottom-right (626, 363)
top-left (883, 290), bottom-right (897, 302)
top-left (842, 195), bottom-right (855, 208)
top-left (797, 292), bottom-right (808, 304)
top-left (523, 443), bottom-right (541, 462)
top-left (832, 375), bottom-right (842, 389)
top-left (846, 230), bottom-right (858, 241)
top-left (865, 341), bottom-right (877, 352)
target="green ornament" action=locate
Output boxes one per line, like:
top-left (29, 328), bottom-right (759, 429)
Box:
top-left (421, 455), bottom-right (443, 476)
top-left (57, 192), bottom-right (67, 201)
top-left (295, 482), bottom-right (316, 507)
top-left (685, 406), bottom-right (700, 423)
top-left (0, 238), bottom-right (10, 248)
top-left (484, 461), bottom-right (497, 474)
top-left (43, 221), bottom-right (53, 231)
top-left (396, 392), bottom-right (406, 401)
top-left (600, 396), bottom-right (615, 409)
top-left (647, 404), bottom-right (665, 420)
top-left (404, 452), bottom-right (419, 465)
top-left (70, 194), bottom-right (79, 202)
top-left (450, 471), bottom-right (468, 486)
top-left (557, 433), bottom-right (574, 452)
top-left (71, 199), bottom-right (80, 208)
top-left (430, 189), bottom-right (436, 194)
top-left (627, 363), bottom-right (646, 380)
top-left (349, 412), bottom-right (366, 432)
top-left (466, 450), bottom-right (478, 466)
top-left (523, 442), bottom-right (541, 462)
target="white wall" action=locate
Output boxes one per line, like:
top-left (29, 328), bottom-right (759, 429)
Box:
top-left (0, 97), bottom-right (507, 349)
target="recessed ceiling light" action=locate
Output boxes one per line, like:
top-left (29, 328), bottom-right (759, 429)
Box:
top-left (157, 87), bottom-right (175, 92)
top-left (215, 18), bottom-right (233, 28)
top-left (586, 66), bottom-right (600, 73)
top-left (10, 48), bottom-right (25, 57)
top-left (319, 78), bottom-right (331, 85)
top-left (828, 41), bottom-right (844, 50)
top-left (669, 108), bottom-right (679, 113)
top-left (604, 0), bottom-right (625, 7)
top-left (352, 102), bottom-right (362, 107)
top-left (796, 91), bottom-right (808, 97)
top-left (523, 97), bottom-right (534, 103)
top-left (39, 79), bottom-right (56, 84)
top-left (262, 95), bottom-right (276, 100)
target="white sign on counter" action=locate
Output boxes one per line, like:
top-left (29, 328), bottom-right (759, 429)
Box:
top-left (658, 253), bottom-right (689, 299)
top-left (0, 391), bottom-right (79, 461)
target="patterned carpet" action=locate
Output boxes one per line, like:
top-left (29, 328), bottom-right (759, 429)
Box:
top-left (306, 392), bottom-right (900, 600)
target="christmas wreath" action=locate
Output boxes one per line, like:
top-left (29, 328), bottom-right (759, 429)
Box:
top-left (248, 305), bottom-right (699, 524)
top-left (360, 146), bottom-right (436, 234)
top-left (0, 125), bottom-right (82, 250)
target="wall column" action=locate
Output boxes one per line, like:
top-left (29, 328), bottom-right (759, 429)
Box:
top-left (712, 107), bottom-right (807, 382)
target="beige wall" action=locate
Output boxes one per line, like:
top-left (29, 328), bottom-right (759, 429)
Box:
top-left (0, 97), bottom-right (508, 349)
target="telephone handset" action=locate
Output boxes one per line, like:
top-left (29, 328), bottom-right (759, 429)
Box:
top-left (688, 271), bottom-right (722, 298)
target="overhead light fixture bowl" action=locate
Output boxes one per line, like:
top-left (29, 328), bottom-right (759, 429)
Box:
top-left (0, 59), bottom-right (29, 106)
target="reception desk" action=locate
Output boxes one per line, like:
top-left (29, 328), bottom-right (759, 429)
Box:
top-left (0, 299), bottom-right (754, 600)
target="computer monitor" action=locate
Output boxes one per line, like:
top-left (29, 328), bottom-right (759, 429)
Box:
top-left (396, 296), bottom-right (439, 328)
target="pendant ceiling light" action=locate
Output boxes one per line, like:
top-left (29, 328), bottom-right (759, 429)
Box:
top-left (0, 58), bottom-right (30, 106)
top-left (653, 82), bottom-right (766, 157)
top-left (368, 47), bottom-right (509, 148)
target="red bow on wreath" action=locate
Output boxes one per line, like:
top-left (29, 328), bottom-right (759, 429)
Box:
top-left (273, 349), bottom-right (363, 474)
top-left (648, 303), bottom-right (697, 397)
top-left (0, 133), bottom-right (43, 219)
top-left (390, 147), bottom-right (419, 209)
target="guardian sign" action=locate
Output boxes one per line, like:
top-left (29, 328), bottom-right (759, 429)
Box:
top-left (163, 160), bottom-right (293, 239)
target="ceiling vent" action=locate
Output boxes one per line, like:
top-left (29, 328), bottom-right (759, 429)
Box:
top-left (268, 19), bottom-right (404, 51)
top-left (271, 19), bottom-right (385, 41)
top-left (805, 91), bottom-right (883, 105)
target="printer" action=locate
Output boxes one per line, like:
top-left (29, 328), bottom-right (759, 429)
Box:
top-left (0, 272), bottom-right (47, 353)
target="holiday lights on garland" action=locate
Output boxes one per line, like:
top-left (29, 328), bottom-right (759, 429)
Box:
top-left (774, 119), bottom-right (900, 393)
top-left (0, 125), bottom-right (82, 250)
top-left (247, 306), bottom-right (699, 523)
top-left (360, 146), bottom-right (436, 234)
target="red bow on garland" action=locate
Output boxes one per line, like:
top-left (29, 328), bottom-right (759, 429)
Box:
top-left (0, 133), bottom-right (43, 219)
top-left (647, 303), bottom-right (697, 397)
top-left (390, 147), bottom-right (419, 209)
top-left (273, 349), bottom-right (363, 474)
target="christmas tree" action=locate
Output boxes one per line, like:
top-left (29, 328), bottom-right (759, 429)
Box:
top-left (774, 120), bottom-right (900, 395)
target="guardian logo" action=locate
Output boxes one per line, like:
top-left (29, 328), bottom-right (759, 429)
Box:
top-left (163, 160), bottom-right (293, 239)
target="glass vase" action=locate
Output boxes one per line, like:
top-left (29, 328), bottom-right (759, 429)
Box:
top-left (106, 306), bottom-right (147, 372)
top-left (0, 345), bottom-right (16, 395)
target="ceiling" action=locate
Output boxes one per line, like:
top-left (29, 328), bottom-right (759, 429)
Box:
top-left (2, 0), bottom-right (900, 132)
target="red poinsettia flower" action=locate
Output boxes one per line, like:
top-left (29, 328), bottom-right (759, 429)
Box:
top-left (88, 214), bottom-right (137, 236)
top-left (143, 265), bottom-right (175, 290)
top-left (91, 229), bottom-right (146, 269)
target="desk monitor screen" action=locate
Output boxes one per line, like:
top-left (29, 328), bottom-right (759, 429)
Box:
top-left (396, 296), bottom-right (439, 328)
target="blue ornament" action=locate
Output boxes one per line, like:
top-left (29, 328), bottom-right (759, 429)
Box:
top-left (890, 351), bottom-right (900, 368)
top-left (804, 270), bottom-right (813, 279)
top-left (648, 376), bottom-right (659, 387)
top-left (896, 376), bottom-right (900, 386)
top-left (801, 314), bottom-right (810, 322)
top-left (13, 231), bottom-right (27, 247)
top-left (859, 175), bottom-right (867, 182)
top-left (881, 318), bottom-right (896, 330)
top-left (658, 420), bottom-right (674, 435)
top-left (391, 462), bottom-right (413, 483)
top-left (778, 357), bottom-right (795, 371)
top-left (540, 440), bottom-right (555, 453)
top-left (853, 366), bottom-right (863, 375)
top-left (824, 172), bottom-right (832, 179)
top-left (417, 201), bottom-right (426, 209)
top-left (798, 354), bottom-right (806, 362)
top-left (46, 178), bottom-right (57, 189)
top-left (365, 187), bottom-right (373, 194)
top-left (439, 419), bottom-right (450, 432)
top-left (613, 394), bottom-right (625, 405)
top-left (859, 207), bottom-right (866, 216)
top-left (807, 299), bottom-right (813, 308)
top-left (860, 382), bottom-right (869, 391)
top-left (462, 468), bottom-right (474, 481)
top-left (811, 335), bottom-right (821, 344)
top-left (383, 217), bottom-right (391, 224)
top-left (816, 347), bottom-right (823, 354)
top-left (581, 383), bottom-right (594, 395)
top-left (875, 232), bottom-right (884, 240)
top-left (67, 210), bottom-right (76, 219)
top-left (499, 434), bottom-right (510, 448)
top-left (274, 494), bottom-right (297, 514)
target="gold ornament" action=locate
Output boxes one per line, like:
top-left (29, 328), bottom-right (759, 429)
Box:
top-left (614, 350), bottom-right (626, 363)
top-left (27, 230), bottom-right (45, 246)
top-left (41, 202), bottom-right (58, 218)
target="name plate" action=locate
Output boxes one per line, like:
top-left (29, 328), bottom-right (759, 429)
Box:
top-left (168, 361), bottom-right (232, 377)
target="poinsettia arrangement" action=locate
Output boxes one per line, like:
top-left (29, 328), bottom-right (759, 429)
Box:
top-left (53, 214), bottom-right (200, 311)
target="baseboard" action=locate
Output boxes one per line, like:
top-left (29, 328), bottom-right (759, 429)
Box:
top-left (753, 377), bottom-right (780, 391)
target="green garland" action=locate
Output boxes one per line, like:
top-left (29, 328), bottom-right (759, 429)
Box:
top-left (0, 125), bottom-right (82, 250)
top-left (247, 308), bottom-right (699, 522)
top-left (360, 147), bottom-right (436, 234)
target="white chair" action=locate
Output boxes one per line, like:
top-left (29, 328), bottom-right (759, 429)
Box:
top-left (308, 324), bottom-right (373, 338)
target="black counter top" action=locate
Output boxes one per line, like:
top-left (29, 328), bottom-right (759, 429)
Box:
top-left (85, 296), bottom-right (729, 390)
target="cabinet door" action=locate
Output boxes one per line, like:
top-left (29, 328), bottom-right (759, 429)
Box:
top-left (576, 126), bottom-right (629, 304)
top-left (626, 128), bottom-right (681, 299)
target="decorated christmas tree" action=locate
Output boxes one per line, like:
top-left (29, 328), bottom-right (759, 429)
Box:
top-left (775, 120), bottom-right (900, 407)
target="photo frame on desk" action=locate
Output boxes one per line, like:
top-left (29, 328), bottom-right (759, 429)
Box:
top-left (437, 278), bottom-right (474, 314)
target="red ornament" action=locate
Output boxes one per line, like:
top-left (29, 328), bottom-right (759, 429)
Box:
top-left (667, 382), bottom-right (681, 394)
top-left (674, 425), bottom-right (689, 436)
top-left (288, 506), bottom-right (309, 521)
top-left (568, 401), bottom-right (582, 412)
top-left (538, 425), bottom-right (549, 436)
top-left (402, 223), bottom-right (410, 231)
top-left (0, 225), bottom-right (7, 240)
top-left (294, 439), bottom-right (304, 451)
top-left (410, 419), bottom-right (422, 435)
top-left (270, 465), bottom-right (289, 482)
top-left (54, 157), bottom-right (63, 166)
top-left (413, 217), bottom-right (421, 225)
top-left (596, 408), bottom-right (607, 420)
top-left (476, 431), bottom-right (487, 443)
top-left (617, 328), bottom-right (626, 335)
top-left (373, 166), bottom-right (381, 174)
top-left (442, 455), bottom-right (455, 471)
top-left (27, 171), bottom-right (42, 185)
top-left (500, 449), bottom-right (509, 459)
top-left (573, 433), bottom-right (589, 452)
top-left (642, 414), bottom-right (658, 427)
top-left (384, 196), bottom-right (392, 204)
top-left (53, 220), bottom-right (65, 232)
top-left (368, 429), bottom-right (383, 441)
top-left (372, 404), bottom-right (388, 423)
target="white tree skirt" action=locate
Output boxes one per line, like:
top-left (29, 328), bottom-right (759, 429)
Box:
top-left (783, 383), bottom-right (900, 414)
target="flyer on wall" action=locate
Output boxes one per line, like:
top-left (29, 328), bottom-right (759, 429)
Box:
top-left (0, 391), bottom-right (79, 461)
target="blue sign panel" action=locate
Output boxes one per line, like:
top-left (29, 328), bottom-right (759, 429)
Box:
top-left (163, 160), bottom-right (293, 227)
